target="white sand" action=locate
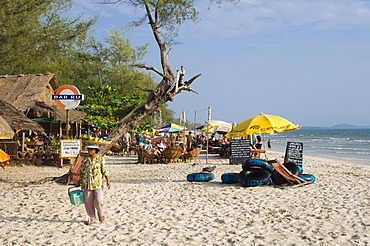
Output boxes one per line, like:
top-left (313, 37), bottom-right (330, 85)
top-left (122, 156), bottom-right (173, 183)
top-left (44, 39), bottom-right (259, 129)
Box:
top-left (0, 151), bottom-right (369, 245)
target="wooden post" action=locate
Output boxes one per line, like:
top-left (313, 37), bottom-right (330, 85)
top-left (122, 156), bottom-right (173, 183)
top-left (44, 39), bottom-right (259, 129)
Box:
top-left (78, 121), bottom-right (82, 138)
top-left (59, 122), bottom-right (62, 139)
top-left (62, 109), bottom-right (70, 168)
top-left (193, 110), bottom-right (196, 133)
top-left (66, 109), bottom-right (70, 139)
top-left (206, 106), bottom-right (211, 164)
top-left (22, 132), bottom-right (26, 152)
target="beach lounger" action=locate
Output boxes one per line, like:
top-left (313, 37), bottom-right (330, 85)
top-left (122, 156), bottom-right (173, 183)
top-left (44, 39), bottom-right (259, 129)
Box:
top-left (268, 159), bottom-right (307, 186)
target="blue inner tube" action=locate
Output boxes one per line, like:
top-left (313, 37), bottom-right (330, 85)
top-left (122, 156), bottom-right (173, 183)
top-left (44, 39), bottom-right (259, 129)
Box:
top-left (239, 168), bottom-right (271, 187)
top-left (242, 158), bottom-right (274, 173)
top-left (284, 162), bottom-right (303, 175)
top-left (221, 173), bottom-right (240, 184)
top-left (187, 172), bottom-right (215, 182)
top-left (271, 162), bottom-right (303, 185)
top-left (298, 174), bottom-right (316, 184)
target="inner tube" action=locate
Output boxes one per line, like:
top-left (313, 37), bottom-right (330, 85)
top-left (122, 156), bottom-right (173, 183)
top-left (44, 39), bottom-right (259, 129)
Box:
top-left (239, 168), bottom-right (271, 187)
top-left (283, 162), bottom-right (303, 175)
top-left (271, 162), bottom-right (303, 185)
top-left (242, 158), bottom-right (274, 173)
top-left (298, 174), bottom-right (316, 184)
top-left (221, 173), bottom-right (240, 184)
top-left (187, 172), bottom-right (215, 182)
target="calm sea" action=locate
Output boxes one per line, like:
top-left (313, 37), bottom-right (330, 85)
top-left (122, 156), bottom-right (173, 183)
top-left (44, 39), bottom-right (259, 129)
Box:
top-left (266, 128), bottom-right (370, 165)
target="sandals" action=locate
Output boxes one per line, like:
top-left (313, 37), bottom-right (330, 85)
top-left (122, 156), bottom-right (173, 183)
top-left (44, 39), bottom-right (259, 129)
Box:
top-left (99, 215), bottom-right (105, 223)
top-left (85, 215), bottom-right (105, 225)
top-left (85, 221), bottom-right (95, 225)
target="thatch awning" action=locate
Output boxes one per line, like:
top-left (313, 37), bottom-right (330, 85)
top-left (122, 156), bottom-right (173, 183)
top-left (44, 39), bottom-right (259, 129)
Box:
top-left (30, 101), bottom-right (86, 122)
top-left (0, 74), bottom-right (85, 122)
top-left (0, 116), bottom-right (15, 139)
top-left (0, 99), bottom-right (44, 133)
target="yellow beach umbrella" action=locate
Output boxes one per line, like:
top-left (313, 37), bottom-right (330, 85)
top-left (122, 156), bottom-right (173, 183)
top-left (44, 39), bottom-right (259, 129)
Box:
top-left (226, 113), bottom-right (300, 138)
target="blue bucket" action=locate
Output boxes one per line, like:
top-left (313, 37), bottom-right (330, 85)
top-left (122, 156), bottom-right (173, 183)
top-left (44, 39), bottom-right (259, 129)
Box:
top-left (68, 187), bottom-right (84, 206)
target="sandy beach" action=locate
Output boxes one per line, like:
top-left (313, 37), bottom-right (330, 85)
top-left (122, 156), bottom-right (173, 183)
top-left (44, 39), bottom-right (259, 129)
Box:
top-left (0, 151), bottom-right (369, 245)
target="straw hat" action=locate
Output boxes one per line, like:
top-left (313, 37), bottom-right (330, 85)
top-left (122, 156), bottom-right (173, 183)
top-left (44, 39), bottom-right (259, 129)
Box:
top-left (85, 144), bottom-right (100, 152)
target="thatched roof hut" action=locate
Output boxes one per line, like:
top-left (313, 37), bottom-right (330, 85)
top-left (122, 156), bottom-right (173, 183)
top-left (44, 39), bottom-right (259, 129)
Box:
top-left (0, 116), bottom-right (15, 139)
top-left (0, 74), bottom-right (85, 122)
top-left (0, 99), bottom-right (44, 133)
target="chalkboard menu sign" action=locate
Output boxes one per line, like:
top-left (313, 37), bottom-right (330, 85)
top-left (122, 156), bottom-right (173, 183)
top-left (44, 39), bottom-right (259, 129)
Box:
top-left (284, 142), bottom-right (303, 166)
top-left (230, 138), bottom-right (250, 164)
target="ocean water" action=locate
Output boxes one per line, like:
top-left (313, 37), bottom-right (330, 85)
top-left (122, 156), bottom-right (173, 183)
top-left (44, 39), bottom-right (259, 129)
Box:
top-left (265, 128), bottom-right (370, 164)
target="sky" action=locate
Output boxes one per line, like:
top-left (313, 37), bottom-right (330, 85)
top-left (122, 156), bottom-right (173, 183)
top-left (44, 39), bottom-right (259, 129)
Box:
top-left (71, 0), bottom-right (370, 127)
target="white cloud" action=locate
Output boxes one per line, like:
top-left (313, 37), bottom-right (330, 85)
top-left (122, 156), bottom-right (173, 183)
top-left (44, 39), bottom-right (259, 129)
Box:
top-left (187, 0), bottom-right (370, 38)
top-left (71, 0), bottom-right (370, 45)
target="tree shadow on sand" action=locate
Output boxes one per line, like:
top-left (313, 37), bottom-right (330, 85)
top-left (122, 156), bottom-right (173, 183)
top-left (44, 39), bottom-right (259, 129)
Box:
top-left (0, 215), bottom-right (83, 224)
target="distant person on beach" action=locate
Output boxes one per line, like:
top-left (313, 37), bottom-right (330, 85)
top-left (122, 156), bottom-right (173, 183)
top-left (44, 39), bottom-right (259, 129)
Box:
top-left (157, 139), bottom-right (167, 153)
top-left (78, 145), bottom-right (111, 225)
top-left (144, 140), bottom-right (161, 157)
top-left (186, 132), bottom-right (194, 150)
top-left (170, 134), bottom-right (176, 145)
top-left (255, 135), bottom-right (262, 149)
top-left (123, 131), bottom-right (132, 156)
top-left (251, 135), bottom-right (263, 158)
top-left (267, 139), bottom-right (271, 149)
top-left (144, 139), bottom-right (154, 151)
top-left (136, 133), bottom-right (143, 146)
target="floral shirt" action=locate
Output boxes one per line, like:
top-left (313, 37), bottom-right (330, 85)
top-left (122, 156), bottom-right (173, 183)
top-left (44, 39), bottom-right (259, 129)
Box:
top-left (79, 155), bottom-right (109, 190)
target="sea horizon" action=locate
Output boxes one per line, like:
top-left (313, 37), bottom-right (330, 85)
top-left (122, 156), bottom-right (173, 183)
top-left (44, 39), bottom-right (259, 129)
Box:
top-left (265, 128), bottom-right (370, 165)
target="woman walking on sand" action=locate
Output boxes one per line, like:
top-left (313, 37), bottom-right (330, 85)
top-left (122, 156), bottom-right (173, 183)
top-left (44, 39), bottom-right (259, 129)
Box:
top-left (78, 145), bottom-right (111, 225)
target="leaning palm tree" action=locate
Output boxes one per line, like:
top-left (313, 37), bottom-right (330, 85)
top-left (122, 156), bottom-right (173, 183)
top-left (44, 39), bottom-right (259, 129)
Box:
top-left (98, 1), bottom-right (207, 155)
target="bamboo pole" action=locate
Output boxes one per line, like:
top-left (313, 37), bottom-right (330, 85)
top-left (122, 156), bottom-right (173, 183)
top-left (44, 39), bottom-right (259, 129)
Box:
top-left (66, 110), bottom-right (70, 139)
top-left (206, 106), bottom-right (211, 164)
